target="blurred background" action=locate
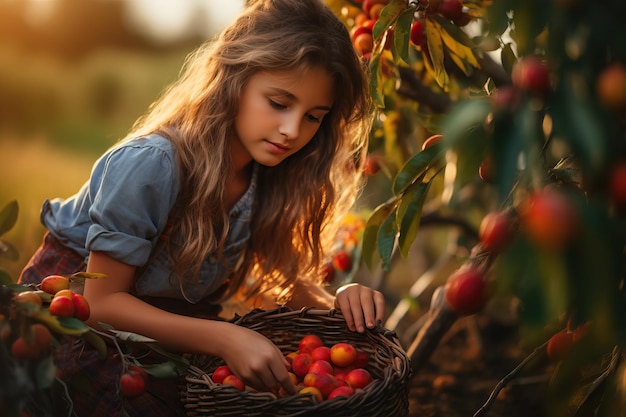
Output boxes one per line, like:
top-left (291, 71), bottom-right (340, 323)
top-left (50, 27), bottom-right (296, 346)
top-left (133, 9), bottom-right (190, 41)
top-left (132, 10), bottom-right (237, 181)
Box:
top-left (0, 0), bottom-right (244, 279)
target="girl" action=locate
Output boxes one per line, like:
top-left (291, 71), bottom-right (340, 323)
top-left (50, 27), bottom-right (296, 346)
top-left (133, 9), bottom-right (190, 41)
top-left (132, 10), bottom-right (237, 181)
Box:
top-left (19, 0), bottom-right (384, 415)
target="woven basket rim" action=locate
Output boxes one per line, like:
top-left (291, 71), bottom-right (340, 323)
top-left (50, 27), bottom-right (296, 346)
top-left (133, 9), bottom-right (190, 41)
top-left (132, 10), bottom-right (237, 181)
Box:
top-left (182, 306), bottom-right (412, 417)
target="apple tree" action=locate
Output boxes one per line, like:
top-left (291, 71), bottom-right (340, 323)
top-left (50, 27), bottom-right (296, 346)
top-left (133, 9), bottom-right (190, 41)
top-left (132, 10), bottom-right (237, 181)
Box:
top-left (325, 0), bottom-right (626, 415)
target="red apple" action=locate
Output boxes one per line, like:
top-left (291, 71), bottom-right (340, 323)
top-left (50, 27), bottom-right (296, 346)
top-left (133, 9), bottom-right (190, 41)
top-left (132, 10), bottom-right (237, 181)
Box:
top-left (520, 189), bottom-right (579, 252)
top-left (345, 368), bottom-right (372, 389)
top-left (211, 365), bottom-right (233, 384)
top-left (308, 360), bottom-right (334, 376)
top-left (298, 334), bottom-right (324, 354)
top-left (311, 346), bottom-right (331, 363)
top-left (292, 353), bottom-right (313, 378)
top-left (444, 265), bottom-right (487, 315)
top-left (48, 295), bottom-right (75, 318)
top-left (39, 275), bottom-right (70, 295)
top-left (222, 374), bottom-right (245, 391)
top-left (332, 250), bottom-right (352, 272)
top-left (119, 372), bottom-right (146, 397)
top-left (512, 56), bottom-right (552, 96)
top-left (72, 293), bottom-right (91, 321)
top-left (478, 210), bottom-right (517, 253)
top-left (330, 343), bottom-right (357, 367)
top-left (328, 385), bottom-right (355, 400)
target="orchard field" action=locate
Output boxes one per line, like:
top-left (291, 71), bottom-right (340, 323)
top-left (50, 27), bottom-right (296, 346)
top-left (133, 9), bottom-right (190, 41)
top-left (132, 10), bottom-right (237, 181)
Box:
top-left (2, 0), bottom-right (626, 416)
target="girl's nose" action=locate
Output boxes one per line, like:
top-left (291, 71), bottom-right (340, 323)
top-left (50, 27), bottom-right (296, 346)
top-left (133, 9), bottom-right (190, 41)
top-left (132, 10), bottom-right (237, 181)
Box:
top-left (278, 115), bottom-right (300, 140)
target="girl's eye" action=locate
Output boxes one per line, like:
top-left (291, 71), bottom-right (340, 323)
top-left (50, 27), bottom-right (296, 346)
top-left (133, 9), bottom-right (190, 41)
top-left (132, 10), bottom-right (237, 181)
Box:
top-left (268, 99), bottom-right (286, 110)
top-left (306, 114), bottom-right (321, 123)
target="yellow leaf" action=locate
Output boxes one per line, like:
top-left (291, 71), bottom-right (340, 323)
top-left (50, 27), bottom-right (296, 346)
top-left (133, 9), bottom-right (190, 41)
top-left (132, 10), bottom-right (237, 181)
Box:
top-left (425, 17), bottom-right (448, 90)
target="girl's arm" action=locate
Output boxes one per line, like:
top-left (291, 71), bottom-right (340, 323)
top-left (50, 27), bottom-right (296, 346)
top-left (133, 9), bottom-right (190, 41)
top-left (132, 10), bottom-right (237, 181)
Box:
top-left (83, 251), bottom-right (296, 394)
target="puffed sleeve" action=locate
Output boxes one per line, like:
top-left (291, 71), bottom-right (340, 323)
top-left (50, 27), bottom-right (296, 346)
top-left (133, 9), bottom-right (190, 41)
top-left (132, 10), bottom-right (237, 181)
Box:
top-left (85, 137), bottom-right (179, 266)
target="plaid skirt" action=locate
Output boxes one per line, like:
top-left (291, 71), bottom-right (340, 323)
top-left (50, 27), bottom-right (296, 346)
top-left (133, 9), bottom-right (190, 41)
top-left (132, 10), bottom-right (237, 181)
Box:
top-left (20, 232), bottom-right (187, 417)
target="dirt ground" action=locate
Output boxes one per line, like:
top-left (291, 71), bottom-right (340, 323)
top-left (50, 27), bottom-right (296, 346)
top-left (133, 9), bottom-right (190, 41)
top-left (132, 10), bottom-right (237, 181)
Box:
top-left (406, 313), bottom-right (549, 417)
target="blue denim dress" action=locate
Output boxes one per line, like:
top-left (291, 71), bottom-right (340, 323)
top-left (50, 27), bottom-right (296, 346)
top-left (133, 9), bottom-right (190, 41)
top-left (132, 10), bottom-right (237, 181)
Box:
top-left (39, 133), bottom-right (256, 303)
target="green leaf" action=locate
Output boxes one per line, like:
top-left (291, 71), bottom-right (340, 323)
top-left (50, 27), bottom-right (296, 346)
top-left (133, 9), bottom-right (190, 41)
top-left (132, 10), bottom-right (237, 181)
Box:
top-left (0, 200), bottom-right (18, 237)
top-left (391, 7), bottom-right (415, 65)
top-left (143, 361), bottom-right (182, 379)
top-left (397, 180), bottom-right (432, 258)
top-left (0, 240), bottom-right (19, 262)
top-left (368, 51), bottom-right (385, 108)
top-left (441, 98), bottom-right (492, 146)
top-left (146, 344), bottom-right (190, 372)
top-left (362, 201), bottom-right (397, 269)
top-left (82, 329), bottom-right (108, 359)
top-left (0, 268), bottom-right (13, 285)
top-left (392, 142), bottom-right (445, 196)
top-left (110, 329), bottom-right (157, 343)
top-left (372, 0), bottom-right (406, 40)
top-left (32, 311), bottom-right (89, 336)
top-left (378, 209), bottom-right (398, 271)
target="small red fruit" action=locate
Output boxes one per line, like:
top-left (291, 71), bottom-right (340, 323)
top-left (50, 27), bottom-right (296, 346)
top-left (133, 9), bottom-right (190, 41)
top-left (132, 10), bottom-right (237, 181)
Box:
top-left (364, 155), bottom-right (381, 175)
top-left (119, 372), bottom-right (146, 397)
top-left (72, 293), bottom-right (91, 321)
top-left (546, 331), bottom-right (574, 362)
top-left (363, 0), bottom-right (388, 16)
top-left (609, 161), bottom-right (626, 212)
top-left (345, 368), bottom-right (372, 389)
top-left (332, 250), bottom-right (352, 272)
top-left (421, 134), bottom-right (443, 151)
top-left (444, 265), bottom-right (487, 315)
top-left (328, 385), bottom-right (355, 400)
top-left (596, 63), bottom-right (626, 112)
top-left (410, 19), bottom-right (426, 47)
top-left (292, 353), bottom-right (313, 378)
top-left (330, 343), bottom-right (357, 367)
top-left (48, 295), bottom-right (75, 317)
top-left (39, 275), bottom-right (70, 295)
top-left (211, 365), bottom-right (233, 384)
top-left (222, 374), bottom-right (245, 391)
top-left (298, 334), bottom-right (324, 354)
top-left (439, 0), bottom-right (463, 21)
top-left (354, 32), bottom-right (374, 55)
top-left (520, 189), bottom-right (579, 252)
top-left (478, 210), bottom-right (517, 253)
top-left (512, 56), bottom-right (552, 96)
top-left (308, 360), bottom-right (334, 376)
top-left (15, 291), bottom-right (43, 307)
top-left (10, 324), bottom-right (52, 360)
top-left (478, 156), bottom-right (495, 183)
top-left (321, 263), bottom-right (336, 284)
top-left (311, 346), bottom-right (331, 363)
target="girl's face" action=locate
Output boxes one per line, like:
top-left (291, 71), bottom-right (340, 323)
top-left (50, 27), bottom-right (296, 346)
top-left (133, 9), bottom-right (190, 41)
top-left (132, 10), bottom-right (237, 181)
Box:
top-left (232, 66), bottom-right (335, 168)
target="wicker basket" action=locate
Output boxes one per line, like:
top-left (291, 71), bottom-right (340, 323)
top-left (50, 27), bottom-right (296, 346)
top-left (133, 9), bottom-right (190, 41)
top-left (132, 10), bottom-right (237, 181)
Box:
top-left (181, 307), bottom-right (411, 417)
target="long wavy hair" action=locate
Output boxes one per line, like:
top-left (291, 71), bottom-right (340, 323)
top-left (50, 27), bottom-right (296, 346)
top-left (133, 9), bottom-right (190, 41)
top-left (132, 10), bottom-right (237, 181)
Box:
top-left (121, 0), bottom-right (372, 303)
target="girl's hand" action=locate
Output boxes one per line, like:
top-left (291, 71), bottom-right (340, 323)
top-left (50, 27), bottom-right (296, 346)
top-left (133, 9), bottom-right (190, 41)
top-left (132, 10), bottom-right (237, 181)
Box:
top-left (219, 325), bottom-right (297, 395)
top-left (334, 283), bottom-right (385, 333)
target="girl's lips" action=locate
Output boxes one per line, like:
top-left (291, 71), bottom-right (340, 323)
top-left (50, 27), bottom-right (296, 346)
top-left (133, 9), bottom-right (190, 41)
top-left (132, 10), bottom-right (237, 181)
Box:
top-left (265, 140), bottom-right (290, 154)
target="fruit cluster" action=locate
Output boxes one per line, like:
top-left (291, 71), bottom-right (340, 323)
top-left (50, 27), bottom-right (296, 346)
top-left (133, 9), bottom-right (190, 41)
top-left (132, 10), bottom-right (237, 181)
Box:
top-left (349, 0), bottom-right (391, 58)
top-left (21, 274), bottom-right (91, 321)
top-left (210, 334), bottom-right (374, 403)
top-left (409, 0), bottom-right (471, 51)
top-left (6, 275), bottom-right (91, 362)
